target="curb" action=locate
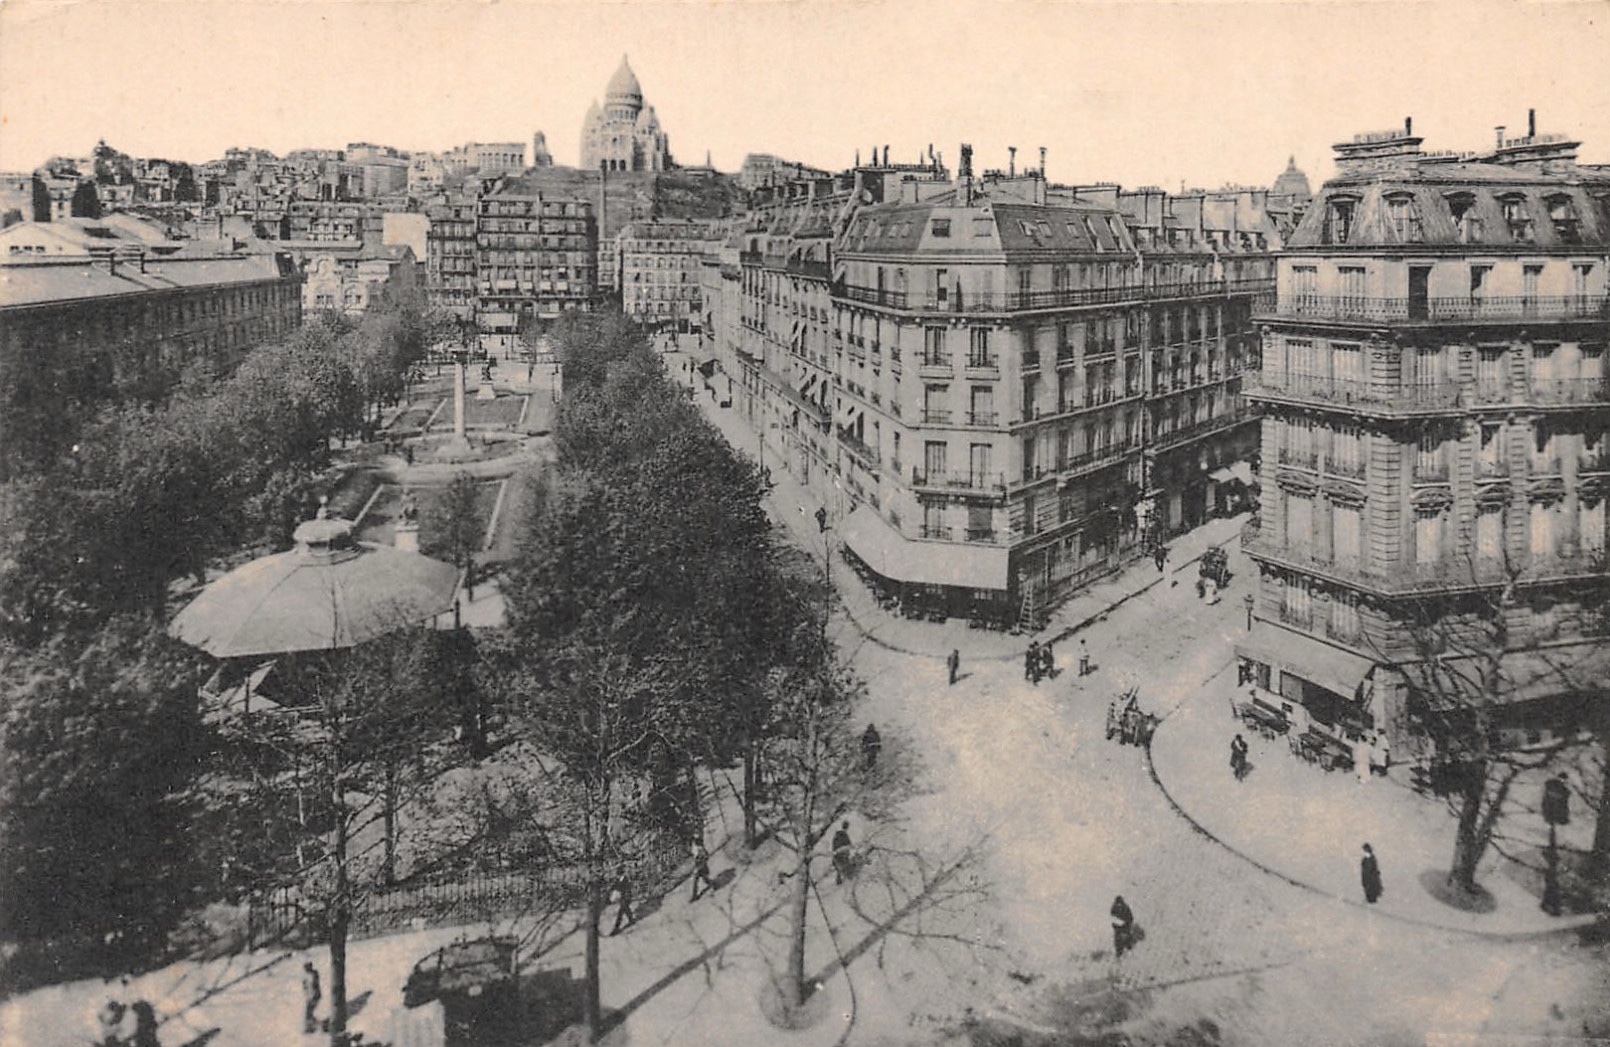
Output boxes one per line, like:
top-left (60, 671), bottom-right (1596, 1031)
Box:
top-left (1141, 703), bottom-right (1600, 944)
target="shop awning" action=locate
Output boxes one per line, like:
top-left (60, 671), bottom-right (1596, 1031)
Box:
top-left (1236, 622), bottom-right (1376, 702)
top-left (697, 358), bottom-right (719, 377)
top-left (841, 507), bottom-right (1008, 592)
top-left (1209, 461), bottom-right (1254, 485)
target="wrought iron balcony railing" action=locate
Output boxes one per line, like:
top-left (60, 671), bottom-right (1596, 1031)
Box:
top-left (1266, 294), bottom-right (1610, 324)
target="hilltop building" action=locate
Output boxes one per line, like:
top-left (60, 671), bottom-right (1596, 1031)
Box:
top-left (581, 56), bottom-right (671, 173)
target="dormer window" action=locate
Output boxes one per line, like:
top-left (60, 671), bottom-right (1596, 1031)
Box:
top-left (1445, 192), bottom-right (1481, 244)
top-left (1545, 195), bottom-right (1581, 244)
top-left (1499, 194), bottom-right (1533, 242)
top-left (1384, 193), bottom-right (1422, 243)
top-left (1324, 197), bottom-right (1357, 245)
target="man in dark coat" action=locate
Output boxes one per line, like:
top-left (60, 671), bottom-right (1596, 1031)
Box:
top-left (832, 821), bottom-right (854, 885)
top-left (861, 722), bottom-right (882, 771)
top-left (609, 861), bottom-right (635, 935)
top-left (947, 648), bottom-right (960, 685)
top-left (1360, 843), bottom-right (1383, 903)
top-left (1230, 734), bottom-right (1250, 781)
top-left (301, 961), bottom-right (322, 1034)
top-left (1026, 641), bottom-right (1041, 684)
top-left (690, 838), bottom-right (717, 901)
top-left (1110, 895), bottom-right (1136, 957)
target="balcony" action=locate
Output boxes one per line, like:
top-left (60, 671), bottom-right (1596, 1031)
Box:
top-left (1266, 294), bottom-right (1610, 325)
top-left (965, 410), bottom-right (999, 428)
top-left (965, 528), bottom-right (999, 544)
top-left (837, 429), bottom-right (880, 469)
top-left (919, 525), bottom-right (954, 540)
top-left (1251, 372), bottom-right (1610, 413)
top-left (1149, 407), bottom-right (1255, 450)
top-left (965, 355), bottom-right (1000, 379)
top-left (920, 408), bottom-right (953, 425)
top-left (835, 277), bottom-right (1275, 315)
top-left (911, 467), bottom-right (1006, 493)
top-left (1022, 349), bottom-right (1042, 372)
top-left (1247, 373), bottom-right (1461, 412)
top-left (918, 353), bottom-right (953, 378)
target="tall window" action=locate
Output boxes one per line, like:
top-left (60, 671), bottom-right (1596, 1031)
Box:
top-left (1523, 264), bottom-right (1544, 304)
top-left (1287, 417), bottom-right (1316, 465)
top-left (1330, 424), bottom-right (1363, 476)
top-left (1500, 195), bottom-right (1533, 242)
top-left (1414, 347), bottom-right (1445, 387)
top-left (1533, 421), bottom-right (1557, 472)
top-left (969, 386), bottom-right (995, 426)
top-left (1469, 265), bottom-right (1493, 302)
top-left (1288, 338), bottom-right (1320, 378)
top-left (1333, 502), bottom-right (1362, 566)
top-left (1292, 265), bottom-right (1318, 299)
top-left (1532, 342), bottom-right (1557, 382)
top-left (1530, 500), bottom-right (1557, 558)
top-left (1330, 590), bottom-right (1361, 640)
top-left (1325, 199), bottom-right (1357, 244)
top-left (1416, 429), bottom-right (1446, 480)
top-left (1477, 504), bottom-right (1505, 561)
top-left (1479, 423), bottom-right (1506, 476)
top-left (1582, 497), bottom-right (1606, 555)
top-left (1384, 194), bottom-right (1421, 242)
top-left (1283, 576), bottom-right (1312, 624)
top-left (1338, 266), bottom-right (1367, 304)
top-left (1477, 346), bottom-right (1507, 396)
top-left (1415, 507), bottom-right (1443, 565)
top-left (924, 327), bottom-right (946, 362)
top-left (969, 443), bottom-right (993, 486)
top-left (969, 328), bottom-right (992, 367)
top-left (923, 500), bottom-right (946, 538)
top-left (1286, 493), bottom-right (1314, 554)
top-left (1333, 341), bottom-right (1363, 385)
top-left (924, 440), bottom-right (948, 478)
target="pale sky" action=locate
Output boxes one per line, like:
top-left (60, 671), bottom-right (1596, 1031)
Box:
top-left (2, 0), bottom-right (1607, 191)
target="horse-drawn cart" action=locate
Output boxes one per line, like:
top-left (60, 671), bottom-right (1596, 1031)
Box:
top-left (1106, 688), bottom-right (1160, 747)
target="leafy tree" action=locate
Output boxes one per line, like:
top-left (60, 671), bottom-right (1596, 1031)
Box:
top-left (196, 629), bottom-right (458, 1046)
top-left (69, 180), bottom-right (101, 218)
top-left (0, 619), bottom-right (204, 965)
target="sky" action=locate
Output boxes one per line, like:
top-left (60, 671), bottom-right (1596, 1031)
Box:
top-left (2, 0), bottom-right (1608, 192)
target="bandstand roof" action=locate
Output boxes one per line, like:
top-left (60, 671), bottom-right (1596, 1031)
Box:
top-left (169, 515), bottom-right (459, 659)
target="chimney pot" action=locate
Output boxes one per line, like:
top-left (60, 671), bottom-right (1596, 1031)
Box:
top-left (1008, 146), bottom-right (1017, 178)
top-left (1528, 108), bottom-right (1536, 137)
top-left (1496, 126), bottom-right (1506, 148)
top-left (1404, 116), bottom-right (1412, 136)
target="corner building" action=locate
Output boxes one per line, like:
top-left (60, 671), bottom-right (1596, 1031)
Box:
top-left (1240, 120), bottom-right (1610, 753)
top-left (704, 155), bottom-right (1275, 627)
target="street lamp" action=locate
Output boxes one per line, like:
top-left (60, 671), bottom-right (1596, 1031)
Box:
top-left (1244, 593), bottom-right (1256, 632)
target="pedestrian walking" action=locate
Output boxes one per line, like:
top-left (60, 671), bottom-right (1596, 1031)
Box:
top-left (1078, 638), bottom-right (1091, 677)
top-left (1109, 895), bottom-right (1136, 958)
top-left (947, 647), bottom-right (960, 686)
top-left (1154, 544), bottom-right (1168, 572)
top-left (832, 821), bottom-right (854, 885)
top-left (1230, 733), bottom-right (1249, 781)
top-left (1195, 576), bottom-right (1207, 599)
top-left (301, 961), bottom-right (322, 1034)
top-left (609, 863), bottom-right (635, 936)
top-left (130, 1000), bottom-right (161, 1047)
top-left (861, 722), bottom-right (883, 771)
top-left (1360, 843), bottom-right (1383, 904)
top-left (1024, 640), bottom-right (1040, 683)
top-left (689, 838), bottom-right (717, 901)
top-left (1039, 641), bottom-right (1054, 680)
top-left (1354, 734), bottom-right (1371, 784)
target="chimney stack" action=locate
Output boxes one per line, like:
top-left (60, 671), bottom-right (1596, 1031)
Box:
top-left (1008, 146), bottom-right (1017, 178)
top-left (1528, 108), bottom-right (1536, 137)
top-left (1496, 126), bottom-right (1507, 148)
top-left (1404, 116), bottom-right (1412, 136)
top-left (1039, 146), bottom-right (1047, 177)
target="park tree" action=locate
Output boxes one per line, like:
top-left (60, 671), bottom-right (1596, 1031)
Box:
top-left (195, 627), bottom-right (458, 1045)
top-left (1386, 580), bottom-right (1602, 898)
top-left (425, 472), bottom-right (485, 600)
top-left (69, 180), bottom-right (102, 218)
top-left (0, 618), bottom-right (205, 969)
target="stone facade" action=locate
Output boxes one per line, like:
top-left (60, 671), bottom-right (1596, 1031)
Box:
top-left (701, 155), bottom-right (1277, 626)
top-left (617, 219), bottom-right (708, 327)
top-left (1239, 119), bottom-right (1610, 753)
top-left (475, 180), bottom-right (597, 352)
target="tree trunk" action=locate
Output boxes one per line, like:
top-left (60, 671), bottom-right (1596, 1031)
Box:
top-left (328, 784), bottom-right (350, 1045)
top-left (1449, 757), bottom-right (1489, 892)
top-left (785, 845), bottom-right (812, 1009)
top-left (382, 762), bottom-right (397, 886)
top-left (582, 793), bottom-right (602, 1041)
top-left (742, 746), bottom-right (758, 849)
top-left (1592, 728), bottom-right (1610, 876)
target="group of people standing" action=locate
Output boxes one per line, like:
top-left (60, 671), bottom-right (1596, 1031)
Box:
top-left (97, 983), bottom-right (161, 1047)
top-left (1024, 640), bottom-right (1056, 684)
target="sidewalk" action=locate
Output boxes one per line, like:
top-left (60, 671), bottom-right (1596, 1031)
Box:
top-left (668, 348), bottom-right (1245, 663)
top-left (1148, 664), bottom-right (1601, 938)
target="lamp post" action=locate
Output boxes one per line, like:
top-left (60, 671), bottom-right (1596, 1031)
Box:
top-left (1244, 592), bottom-right (1256, 632)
